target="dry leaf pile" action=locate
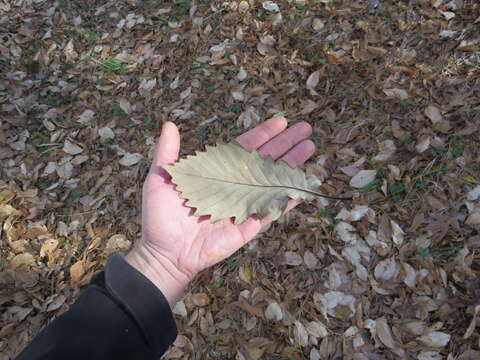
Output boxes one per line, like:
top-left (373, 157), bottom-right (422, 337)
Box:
top-left (1, 0), bottom-right (480, 359)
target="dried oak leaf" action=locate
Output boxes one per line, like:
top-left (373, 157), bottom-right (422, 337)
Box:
top-left (265, 302), bottom-right (283, 321)
top-left (424, 212), bottom-right (460, 241)
top-left (164, 142), bottom-right (322, 224)
top-left (376, 317), bottom-right (396, 349)
top-left (0, 204), bottom-right (21, 219)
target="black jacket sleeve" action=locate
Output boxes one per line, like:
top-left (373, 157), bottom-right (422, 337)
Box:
top-left (17, 253), bottom-right (178, 360)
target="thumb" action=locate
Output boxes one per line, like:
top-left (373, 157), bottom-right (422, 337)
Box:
top-left (150, 122), bottom-right (180, 173)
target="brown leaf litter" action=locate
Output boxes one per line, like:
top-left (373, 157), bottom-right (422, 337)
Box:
top-left (1, 0), bottom-right (480, 359)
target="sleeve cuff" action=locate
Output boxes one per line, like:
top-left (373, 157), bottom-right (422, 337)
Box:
top-left (103, 253), bottom-right (178, 357)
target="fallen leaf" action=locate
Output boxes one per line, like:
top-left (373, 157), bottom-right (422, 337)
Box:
top-left (244, 316), bottom-right (257, 331)
top-left (238, 1), bottom-right (250, 13)
top-left (335, 221), bottom-right (360, 244)
top-left (418, 331), bottom-right (450, 347)
top-left (265, 302), bottom-right (283, 321)
top-left (401, 262), bottom-right (417, 288)
top-left (191, 293), bottom-right (210, 307)
top-left (294, 321), bottom-right (309, 347)
top-left (138, 78), bottom-right (157, 94)
top-left (374, 257), bottom-right (398, 281)
top-left (63, 140), bottom-right (83, 155)
top-left (283, 251), bottom-right (303, 266)
top-left (8, 306), bottom-right (33, 322)
top-left (298, 99), bottom-right (319, 115)
top-left (466, 212), bottom-right (480, 225)
top-left (391, 221), bottom-right (404, 246)
top-left (40, 238), bottom-right (59, 257)
top-left (336, 205), bottom-right (373, 222)
top-left (257, 42), bottom-right (275, 56)
top-left (310, 348), bottom-right (321, 360)
top-left (262, 1), bottom-right (280, 12)
top-left (416, 137), bottom-right (430, 153)
top-left (11, 253), bottom-right (35, 268)
top-left (304, 251), bottom-right (318, 269)
top-left (164, 142), bottom-right (323, 224)
top-left (78, 109), bottom-right (95, 125)
top-left (350, 170), bottom-right (376, 188)
top-left (170, 75), bottom-right (181, 90)
top-left (105, 234), bottom-right (131, 254)
top-left (418, 351), bottom-right (442, 360)
top-left (463, 305), bottom-right (480, 339)
top-left (376, 317), bottom-right (396, 349)
top-left (119, 98), bottom-right (133, 114)
top-left (306, 71), bottom-right (320, 94)
top-left (441, 11), bottom-right (455, 20)
top-left (333, 125), bottom-right (361, 144)
top-left (64, 40), bottom-right (78, 62)
top-left (305, 321), bottom-right (328, 338)
top-left (372, 140), bottom-right (396, 161)
top-left (0, 204), bottom-right (21, 219)
top-left (425, 212), bottom-right (459, 241)
top-left (172, 300), bottom-right (188, 317)
top-left (46, 294), bottom-right (66, 312)
top-left (467, 186), bottom-right (480, 201)
top-left (237, 67), bottom-right (247, 81)
top-left (231, 87), bottom-right (245, 101)
top-left (239, 265), bottom-right (252, 283)
top-left (238, 107), bottom-right (260, 129)
top-left (271, 12), bottom-right (283, 25)
top-left (314, 291), bottom-right (356, 318)
top-left (458, 350), bottom-right (480, 360)
top-left (426, 194), bottom-right (448, 211)
top-left (383, 88), bottom-right (409, 100)
top-left (425, 105), bottom-right (442, 123)
top-left (246, 344), bottom-right (265, 360)
top-left (119, 152), bottom-right (143, 166)
top-left (99, 127), bottom-right (115, 140)
top-left (312, 18), bottom-right (325, 31)
top-left (70, 260), bottom-right (85, 286)
top-left (72, 155), bottom-right (88, 165)
top-left (238, 296), bottom-right (264, 318)
top-left (439, 30), bottom-right (457, 38)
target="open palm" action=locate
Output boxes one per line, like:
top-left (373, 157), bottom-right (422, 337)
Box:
top-left (127, 117), bottom-right (315, 306)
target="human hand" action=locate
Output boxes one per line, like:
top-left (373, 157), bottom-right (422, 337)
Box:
top-left (126, 117), bottom-right (315, 307)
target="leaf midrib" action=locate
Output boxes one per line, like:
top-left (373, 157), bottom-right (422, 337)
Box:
top-left (172, 172), bottom-right (321, 197)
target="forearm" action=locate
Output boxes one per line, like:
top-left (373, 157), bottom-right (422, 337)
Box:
top-left (17, 254), bottom-right (177, 360)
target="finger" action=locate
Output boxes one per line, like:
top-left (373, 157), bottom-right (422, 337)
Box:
top-left (151, 122), bottom-right (180, 173)
top-left (283, 199), bottom-right (302, 214)
top-left (236, 216), bottom-right (263, 244)
top-left (236, 117), bottom-right (287, 151)
top-left (278, 140), bottom-right (316, 168)
top-left (258, 122), bottom-right (312, 160)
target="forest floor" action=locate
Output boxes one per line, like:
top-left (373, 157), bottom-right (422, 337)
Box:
top-left (1, 0), bottom-right (480, 359)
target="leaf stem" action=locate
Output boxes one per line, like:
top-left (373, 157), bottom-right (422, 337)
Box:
top-left (301, 189), bottom-right (352, 201)
top-left (167, 170), bottom-right (352, 201)
top-left (275, 185), bottom-right (352, 201)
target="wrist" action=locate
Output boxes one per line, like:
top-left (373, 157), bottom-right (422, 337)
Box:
top-left (125, 245), bottom-right (191, 309)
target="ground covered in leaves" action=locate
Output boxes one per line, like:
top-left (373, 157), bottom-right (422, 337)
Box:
top-left (1, 0), bottom-right (480, 359)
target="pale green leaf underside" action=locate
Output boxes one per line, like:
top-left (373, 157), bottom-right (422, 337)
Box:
top-left (164, 142), bottom-right (322, 224)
